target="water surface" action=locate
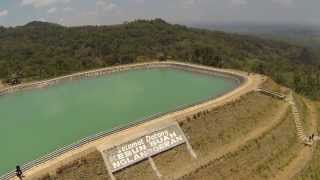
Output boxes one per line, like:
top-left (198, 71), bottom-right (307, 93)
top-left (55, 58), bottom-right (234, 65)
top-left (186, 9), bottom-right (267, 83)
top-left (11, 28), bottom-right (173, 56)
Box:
top-left (0, 68), bottom-right (238, 174)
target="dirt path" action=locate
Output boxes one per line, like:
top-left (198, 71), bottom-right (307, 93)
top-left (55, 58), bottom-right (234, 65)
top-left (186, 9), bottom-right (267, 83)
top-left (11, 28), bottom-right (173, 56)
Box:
top-left (273, 99), bottom-right (318, 180)
top-left (171, 100), bottom-right (290, 179)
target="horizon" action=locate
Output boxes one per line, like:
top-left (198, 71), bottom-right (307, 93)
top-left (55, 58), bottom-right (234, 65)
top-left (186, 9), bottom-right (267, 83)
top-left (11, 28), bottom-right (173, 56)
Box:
top-left (0, 0), bottom-right (319, 27)
top-left (2, 19), bottom-right (320, 30)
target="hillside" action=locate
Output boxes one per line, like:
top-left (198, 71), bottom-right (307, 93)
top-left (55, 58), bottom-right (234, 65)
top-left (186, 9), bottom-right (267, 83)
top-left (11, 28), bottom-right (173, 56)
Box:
top-left (0, 19), bottom-right (319, 98)
top-left (198, 23), bottom-right (320, 66)
top-left (193, 23), bottom-right (320, 48)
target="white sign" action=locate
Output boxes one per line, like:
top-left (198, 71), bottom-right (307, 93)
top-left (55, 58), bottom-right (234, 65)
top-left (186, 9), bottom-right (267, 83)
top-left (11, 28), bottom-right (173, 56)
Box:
top-left (102, 124), bottom-right (187, 172)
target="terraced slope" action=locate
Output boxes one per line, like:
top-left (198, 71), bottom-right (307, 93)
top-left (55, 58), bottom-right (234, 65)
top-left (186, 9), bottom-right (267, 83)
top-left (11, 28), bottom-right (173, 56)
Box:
top-left (180, 108), bottom-right (296, 180)
top-left (33, 88), bottom-right (294, 180)
top-left (155, 93), bottom-right (289, 180)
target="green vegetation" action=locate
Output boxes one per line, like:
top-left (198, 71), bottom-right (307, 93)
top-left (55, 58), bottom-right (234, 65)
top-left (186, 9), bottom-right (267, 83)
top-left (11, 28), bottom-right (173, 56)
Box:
top-left (0, 19), bottom-right (319, 98)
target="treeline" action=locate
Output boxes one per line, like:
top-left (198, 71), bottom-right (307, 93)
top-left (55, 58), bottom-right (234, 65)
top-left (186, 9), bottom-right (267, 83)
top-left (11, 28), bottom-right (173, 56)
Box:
top-left (0, 19), bottom-right (319, 99)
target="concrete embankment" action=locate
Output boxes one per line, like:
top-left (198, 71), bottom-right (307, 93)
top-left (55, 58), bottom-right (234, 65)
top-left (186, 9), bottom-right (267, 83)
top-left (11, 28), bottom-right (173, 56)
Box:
top-left (0, 61), bottom-right (245, 97)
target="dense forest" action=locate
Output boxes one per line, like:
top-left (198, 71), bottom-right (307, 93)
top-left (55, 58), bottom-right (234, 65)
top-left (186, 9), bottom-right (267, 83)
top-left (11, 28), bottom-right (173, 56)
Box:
top-left (0, 19), bottom-right (319, 99)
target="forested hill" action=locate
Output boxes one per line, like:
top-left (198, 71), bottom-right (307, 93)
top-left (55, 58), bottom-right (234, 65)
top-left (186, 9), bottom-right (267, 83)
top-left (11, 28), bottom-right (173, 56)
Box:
top-left (0, 19), bottom-right (319, 99)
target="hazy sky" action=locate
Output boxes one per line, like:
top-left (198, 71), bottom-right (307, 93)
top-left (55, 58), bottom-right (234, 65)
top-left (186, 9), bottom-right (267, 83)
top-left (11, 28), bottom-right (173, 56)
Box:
top-left (0, 0), bottom-right (319, 26)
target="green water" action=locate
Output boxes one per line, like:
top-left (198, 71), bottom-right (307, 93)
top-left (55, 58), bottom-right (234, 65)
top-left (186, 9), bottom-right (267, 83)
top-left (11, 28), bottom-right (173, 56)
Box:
top-left (0, 68), bottom-right (238, 175)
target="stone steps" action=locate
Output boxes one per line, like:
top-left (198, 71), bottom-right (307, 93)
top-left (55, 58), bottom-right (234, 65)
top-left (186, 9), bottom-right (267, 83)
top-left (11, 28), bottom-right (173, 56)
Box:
top-left (287, 92), bottom-right (315, 145)
top-left (258, 90), bottom-right (316, 144)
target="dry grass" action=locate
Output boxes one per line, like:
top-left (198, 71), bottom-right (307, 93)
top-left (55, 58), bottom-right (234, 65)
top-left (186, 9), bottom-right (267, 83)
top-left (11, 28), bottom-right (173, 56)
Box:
top-left (36, 151), bottom-right (109, 180)
top-left (180, 110), bottom-right (301, 180)
top-left (152, 92), bottom-right (286, 179)
top-left (152, 144), bottom-right (194, 178)
top-left (180, 92), bottom-right (283, 156)
top-left (294, 101), bottom-right (320, 180)
top-left (114, 159), bottom-right (157, 180)
top-left (260, 78), bottom-right (289, 95)
top-left (36, 91), bottom-right (295, 180)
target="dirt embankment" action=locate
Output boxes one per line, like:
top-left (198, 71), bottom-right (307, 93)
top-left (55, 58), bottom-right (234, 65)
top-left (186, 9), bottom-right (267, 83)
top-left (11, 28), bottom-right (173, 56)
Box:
top-left (34, 91), bottom-right (290, 180)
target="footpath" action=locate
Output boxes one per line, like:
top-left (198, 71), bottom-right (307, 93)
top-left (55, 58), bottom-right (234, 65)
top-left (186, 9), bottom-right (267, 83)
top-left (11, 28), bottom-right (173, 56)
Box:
top-left (274, 95), bottom-right (319, 180)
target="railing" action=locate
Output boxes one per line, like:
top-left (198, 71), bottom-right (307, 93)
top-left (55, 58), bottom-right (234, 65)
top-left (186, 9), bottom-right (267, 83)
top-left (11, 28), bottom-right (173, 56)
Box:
top-left (0, 62), bottom-right (246, 180)
top-left (256, 88), bottom-right (285, 99)
top-left (0, 61), bottom-right (245, 97)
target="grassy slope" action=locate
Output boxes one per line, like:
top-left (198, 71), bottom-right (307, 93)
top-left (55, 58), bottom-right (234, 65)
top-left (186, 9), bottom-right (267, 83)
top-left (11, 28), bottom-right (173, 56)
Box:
top-left (179, 93), bottom-right (317, 180)
top-left (294, 101), bottom-right (320, 180)
top-left (180, 110), bottom-right (299, 180)
top-left (34, 92), bottom-right (290, 180)
top-left (38, 151), bottom-right (109, 180)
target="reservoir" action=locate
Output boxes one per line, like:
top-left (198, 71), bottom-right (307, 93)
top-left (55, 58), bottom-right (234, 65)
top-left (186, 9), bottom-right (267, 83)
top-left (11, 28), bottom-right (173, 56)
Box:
top-left (0, 67), bottom-right (239, 175)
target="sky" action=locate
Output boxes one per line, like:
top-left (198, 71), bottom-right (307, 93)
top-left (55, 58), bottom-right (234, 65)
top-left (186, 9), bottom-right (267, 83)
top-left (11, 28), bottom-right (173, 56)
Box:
top-left (0, 0), bottom-right (319, 27)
